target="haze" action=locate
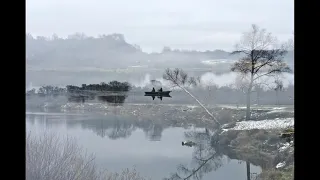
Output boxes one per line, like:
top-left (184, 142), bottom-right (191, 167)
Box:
top-left (26, 0), bottom-right (294, 53)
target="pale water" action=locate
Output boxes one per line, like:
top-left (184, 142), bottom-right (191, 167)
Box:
top-left (26, 110), bottom-right (261, 180)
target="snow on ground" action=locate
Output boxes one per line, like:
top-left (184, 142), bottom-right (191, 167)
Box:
top-left (228, 118), bottom-right (294, 130)
top-left (276, 162), bottom-right (286, 169)
top-left (217, 104), bottom-right (294, 112)
top-left (279, 142), bottom-right (291, 152)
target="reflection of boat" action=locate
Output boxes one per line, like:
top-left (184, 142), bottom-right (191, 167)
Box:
top-left (145, 94), bottom-right (171, 100)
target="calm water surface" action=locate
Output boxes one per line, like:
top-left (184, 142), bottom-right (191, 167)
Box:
top-left (26, 111), bottom-right (261, 180)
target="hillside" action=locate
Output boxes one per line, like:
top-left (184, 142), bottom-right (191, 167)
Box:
top-left (26, 33), bottom-right (294, 71)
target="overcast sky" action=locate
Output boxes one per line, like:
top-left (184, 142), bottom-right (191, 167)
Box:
top-left (26, 0), bottom-right (294, 53)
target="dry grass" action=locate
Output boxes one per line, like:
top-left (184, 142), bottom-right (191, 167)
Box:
top-left (26, 132), bottom-right (149, 180)
top-left (257, 167), bottom-right (294, 180)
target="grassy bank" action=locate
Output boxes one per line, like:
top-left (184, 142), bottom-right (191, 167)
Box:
top-left (214, 128), bottom-right (294, 180)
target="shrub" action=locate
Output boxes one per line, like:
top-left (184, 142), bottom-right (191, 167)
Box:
top-left (26, 132), bottom-right (98, 180)
top-left (26, 132), bottom-right (149, 180)
top-left (257, 168), bottom-right (294, 180)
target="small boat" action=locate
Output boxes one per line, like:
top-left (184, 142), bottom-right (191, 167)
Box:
top-left (144, 88), bottom-right (172, 100)
top-left (144, 87), bottom-right (171, 96)
top-left (144, 91), bottom-right (171, 96)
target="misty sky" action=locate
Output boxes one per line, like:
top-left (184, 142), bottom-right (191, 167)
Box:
top-left (26, 0), bottom-right (294, 53)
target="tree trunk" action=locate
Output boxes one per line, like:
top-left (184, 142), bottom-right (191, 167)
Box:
top-left (246, 77), bottom-right (253, 121)
top-left (256, 90), bottom-right (260, 105)
top-left (246, 161), bottom-right (251, 180)
top-left (276, 90), bottom-right (279, 107)
top-left (179, 85), bottom-right (221, 126)
top-left (246, 88), bottom-right (252, 121)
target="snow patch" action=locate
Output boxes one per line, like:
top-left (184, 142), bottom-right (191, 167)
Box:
top-left (279, 142), bottom-right (291, 152)
top-left (276, 162), bottom-right (286, 169)
top-left (229, 118), bottom-right (294, 130)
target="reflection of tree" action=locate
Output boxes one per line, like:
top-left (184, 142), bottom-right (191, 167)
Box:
top-left (78, 116), bottom-right (137, 139)
top-left (143, 124), bottom-right (164, 141)
top-left (165, 129), bottom-right (224, 180)
top-left (107, 118), bottom-right (135, 139)
top-left (97, 95), bottom-right (127, 106)
top-left (68, 96), bottom-right (92, 103)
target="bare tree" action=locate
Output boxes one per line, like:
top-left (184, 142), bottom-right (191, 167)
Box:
top-left (26, 132), bottom-right (98, 180)
top-left (231, 24), bottom-right (291, 121)
top-left (163, 68), bottom-right (221, 126)
top-left (26, 132), bottom-right (149, 180)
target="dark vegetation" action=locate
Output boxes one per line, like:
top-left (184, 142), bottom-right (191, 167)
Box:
top-left (27, 81), bottom-right (132, 105)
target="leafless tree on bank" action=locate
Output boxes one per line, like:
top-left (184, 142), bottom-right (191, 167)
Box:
top-left (231, 24), bottom-right (291, 180)
top-left (163, 68), bottom-right (221, 126)
top-left (231, 24), bottom-right (291, 121)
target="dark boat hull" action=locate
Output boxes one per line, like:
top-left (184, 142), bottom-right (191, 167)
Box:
top-left (144, 91), bottom-right (171, 96)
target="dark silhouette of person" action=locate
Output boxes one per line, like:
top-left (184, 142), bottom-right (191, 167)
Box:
top-left (152, 87), bottom-right (155, 92)
top-left (159, 88), bottom-right (163, 92)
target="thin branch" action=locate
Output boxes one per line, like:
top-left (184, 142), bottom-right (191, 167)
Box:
top-left (182, 155), bottom-right (215, 180)
top-left (253, 69), bottom-right (280, 81)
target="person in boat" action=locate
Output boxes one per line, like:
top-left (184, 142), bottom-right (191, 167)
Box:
top-left (158, 88), bottom-right (163, 92)
top-left (152, 87), bottom-right (155, 92)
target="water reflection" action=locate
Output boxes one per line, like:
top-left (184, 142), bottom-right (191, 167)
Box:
top-left (81, 116), bottom-right (136, 139)
top-left (97, 95), bottom-right (128, 106)
top-left (165, 129), bottom-right (224, 180)
top-left (68, 96), bottom-right (92, 103)
top-left (26, 112), bottom-right (262, 180)
top-left (143, 124), bottom-right (164, 141)
top-left (166, 128), bottom-right (262, 180)
top-left (26, 113), bottom-right (166, 141)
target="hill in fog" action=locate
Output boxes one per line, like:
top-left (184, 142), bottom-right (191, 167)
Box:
top-left (26, 33), bottom-right (294, 71)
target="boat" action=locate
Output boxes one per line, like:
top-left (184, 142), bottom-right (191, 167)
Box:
top-left (144, 87), bottom-right (171, 96)
top-left (144, 91), bottom-right (171, 96)
top-left (144, 88), bottom-right (172, 100)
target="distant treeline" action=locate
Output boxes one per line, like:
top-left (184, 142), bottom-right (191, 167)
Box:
top-left (26, 81), bottom-right (132, 96)
top-left (66, 81), bottom-right (131, 92)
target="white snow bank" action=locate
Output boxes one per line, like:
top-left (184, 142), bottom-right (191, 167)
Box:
top-left (229, 118), bottom-right (294, 130)
top-left (279, 142), bottom-right (291, 152)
